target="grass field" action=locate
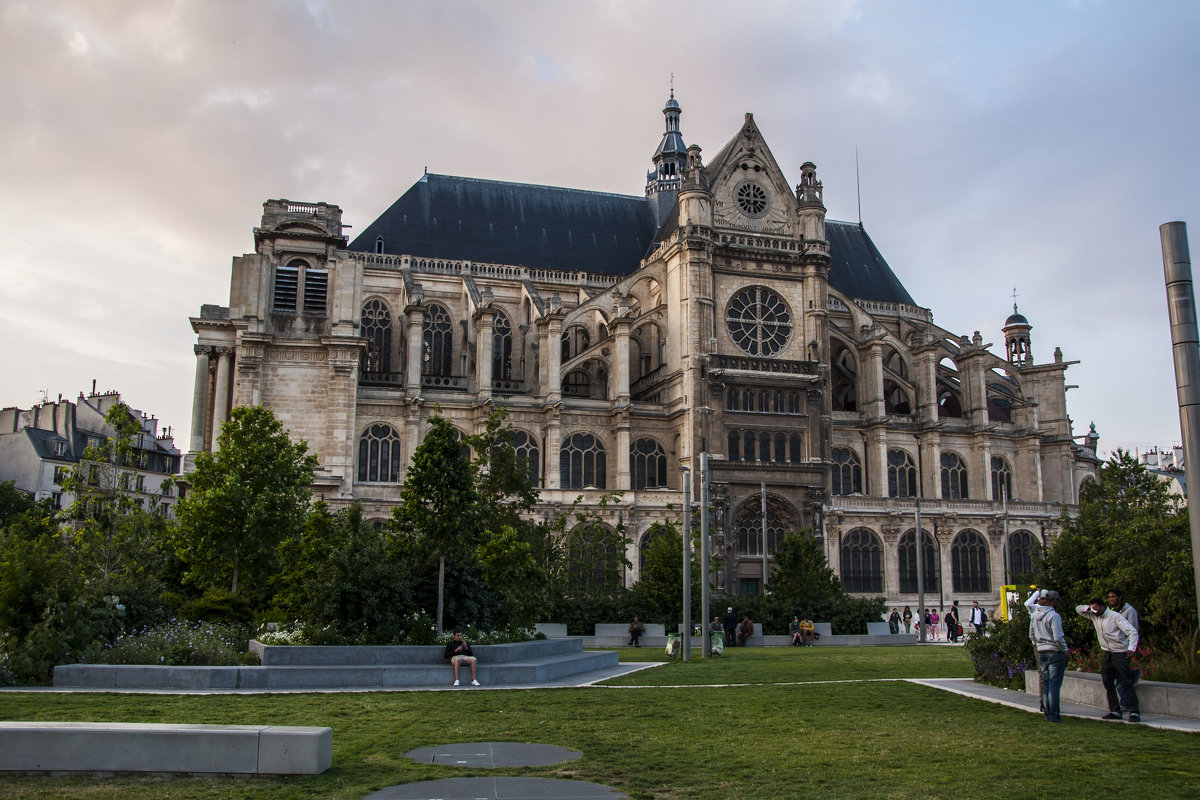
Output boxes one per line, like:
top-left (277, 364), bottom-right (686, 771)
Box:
top-left (1, 646), bottom-right (1196, 800)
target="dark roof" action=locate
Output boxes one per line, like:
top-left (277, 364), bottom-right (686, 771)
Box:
top-left (825, 221), bottom-right (916, 306)
top-left (348, 174), bottom-right (658, 275)
top-left (350, 173), bottom-right (916, 306)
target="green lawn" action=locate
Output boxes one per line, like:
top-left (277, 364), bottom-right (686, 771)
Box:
top-left (1, 647), bottom-right (1196, 800)
top-left (599, 644), bottom-right (975, 685)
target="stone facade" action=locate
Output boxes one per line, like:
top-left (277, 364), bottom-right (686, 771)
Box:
top-left (188, 97), bottom-right (1100, 608)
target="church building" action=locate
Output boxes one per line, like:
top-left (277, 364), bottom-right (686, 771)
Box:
top-left (188, 95), bottom-right (1100, 607)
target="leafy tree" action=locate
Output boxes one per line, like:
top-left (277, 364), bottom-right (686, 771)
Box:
top-left (391, 414), bottom-right (484, 631)
top-left (0, 482), bottom-right (123, 683)
top-left (629, 517), bottom-right (703, 627)
top-left (174, 405), bottom-right (318, 601)
top-left (477, 524), bottom-right (548, 628)
top-left (558, 494), bottom-right (631, 601)
top-left (275, 503), bottom-right (415, 643)
top-left (1037, 450), bottom-right (1198, 665)
top-left (59, 401), bottom-right (173, 584)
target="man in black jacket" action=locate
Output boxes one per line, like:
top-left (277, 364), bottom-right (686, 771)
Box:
top-left (444, 631), bottom-right (479, 686)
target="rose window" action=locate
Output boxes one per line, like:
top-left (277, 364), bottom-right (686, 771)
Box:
top-left (725, 286), bottom-right (792, 356)
top-left (735, 182), bottom-right (768, 217)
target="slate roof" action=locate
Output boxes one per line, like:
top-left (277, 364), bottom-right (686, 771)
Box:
top-left (350, 174), bottom-right (917, 306)
top-left (825, 221), bottom-right (917, 306)
top-left (348, 174), bottom-right (659, 276)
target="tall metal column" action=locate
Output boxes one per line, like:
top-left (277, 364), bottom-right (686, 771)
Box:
top-left (1160, 221), bottom-right (1200, 627)
top-left (916, 498), bottom-right (926, 643)
top-left (682, 468), bottom-right (692, 662)
top-left (700, 452), bottom-right (712, 657)
top-left (761, 481), bottom-right (769, 589)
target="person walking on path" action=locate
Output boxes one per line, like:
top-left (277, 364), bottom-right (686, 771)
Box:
top-left (443, 631), bottom-right (480, 686)
top-left (902, 606), bottom-right (913, 634)
top-left (930, 609), bottom-right (941, 640)
top-left (969, 601), bottom-right (987, 635)
top-left (1076, 596), bottom-right (1140, 722)
top-left (1026, 589), bottom-right (1068, 722)
top-left (888, 608), bottom-right (901, 634)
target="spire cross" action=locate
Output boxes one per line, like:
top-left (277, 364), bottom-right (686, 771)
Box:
top-left (1010, 286), bottom-right (1019, 313)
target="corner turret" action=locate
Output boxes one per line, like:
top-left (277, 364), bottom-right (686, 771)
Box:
top-left (646, 90), bottom-right (689, 227)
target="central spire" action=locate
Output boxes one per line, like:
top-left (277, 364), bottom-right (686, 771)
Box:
top-left (646, 88), bottom-right (688, 227)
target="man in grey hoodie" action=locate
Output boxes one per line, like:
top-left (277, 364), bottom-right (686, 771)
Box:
top-left (1026, 589), bottom-right (1067, 722)
top-left (1076, 597), bottom-right (1140, 722)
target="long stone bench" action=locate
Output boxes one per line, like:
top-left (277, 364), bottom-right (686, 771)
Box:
top-left (1024, 669), bottom-right (1200, 720)
top-left (578, 619), bottom-right (917, 648)
top-left (54, 638), bottom-right (618, 690)
top-left (0, 722), bottom-right (331, 774)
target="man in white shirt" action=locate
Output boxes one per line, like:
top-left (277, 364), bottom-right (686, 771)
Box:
top-left (1026, 589), bottom-right (1067, 723)
top-left (968, 601), bottom-right (987, 635)
top-left (1076, 597), bottom-right (1140, 722)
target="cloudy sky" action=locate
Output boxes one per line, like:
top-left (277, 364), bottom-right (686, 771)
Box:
top-left (1, 0), bottom-right (1196, 459)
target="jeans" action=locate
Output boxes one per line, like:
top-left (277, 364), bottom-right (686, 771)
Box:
top-left (1038, 650), bottom-right (1067, 722)
top-left (1101, 651), bottom-right (1139, 714)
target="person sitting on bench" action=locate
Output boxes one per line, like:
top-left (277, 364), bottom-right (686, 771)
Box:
top-left (628, 616), bottom-right (646, 647)
top-left (443, 631), bottom-right (479, 686)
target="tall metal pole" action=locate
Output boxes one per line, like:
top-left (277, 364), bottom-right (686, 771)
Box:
top-left (761, 481), bottom-right (769, 590)
top-left (700, 453), bottom-right (712, 657)
top-left (1161, 221), bottom-right (1200, 629)
top-left (916, 498), bottom-right (926, 643)
top-left (1002, 483), bottom-right (1010, 590)
top-left (682, 468), bottom-right (692, 662)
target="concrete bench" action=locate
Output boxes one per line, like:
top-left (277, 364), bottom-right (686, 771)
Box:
top-left (594, 623), bottom-right (666, 639)
top-left (1025, 670), bottom-right (1200, 720)
top-left (866, 622), bottom-right (893, 635)
top-left (0, 722), bottom-right (331, 775)
top-left (534, 623), bottom-right (568, 638)
top-left (54, 639), bottom-right (617, 690)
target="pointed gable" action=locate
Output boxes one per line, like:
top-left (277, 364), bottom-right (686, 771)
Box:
top-left (706, 114), bottom-right (796, 237)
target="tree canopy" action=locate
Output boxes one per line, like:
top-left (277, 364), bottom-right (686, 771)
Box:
top-left (174, 405), bottom-right (318, 599)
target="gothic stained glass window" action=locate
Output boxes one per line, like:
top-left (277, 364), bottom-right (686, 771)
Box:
top-left (423, 303), bottom-right (453, 377)
top-left (725, 286), bottom-right (792, 357)
top-left (361, 298), bottom-right (392, 373)
top-left (841, 528), bottom-right (883, 593)
top-left (560, 433), bottom-right (606, 490)
top-left (951, 530), bottom-right (990, 593)
top-left (357, 424), bottom-right (403, 483)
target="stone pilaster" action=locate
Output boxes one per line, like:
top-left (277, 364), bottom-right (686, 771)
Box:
top-left (190, 345), bottom-right (212, 452)
top-left (210, 346), bottom-right (234, 449)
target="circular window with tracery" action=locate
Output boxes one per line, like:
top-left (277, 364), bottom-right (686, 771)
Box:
top-left (735, 182), bottom-right (768, 217)
top-left (726, 286), bottom-right (792, 356)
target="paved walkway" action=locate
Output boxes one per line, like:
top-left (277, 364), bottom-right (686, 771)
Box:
top-left (912, 677), bottom-right (1200, 733)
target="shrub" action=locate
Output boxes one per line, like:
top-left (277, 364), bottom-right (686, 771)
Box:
top-left (964, 605), bottom-right (1034, 690)
top-left (178, 590), bottom-right (254, 624)
top-left (97, 619), bottom-right (250, 666)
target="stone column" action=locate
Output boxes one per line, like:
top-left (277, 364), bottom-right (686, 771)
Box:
top-left (862, 340), bottom-right (885, 420)
top-left (919, 434), bottom-right (941, 499)
top-left (190, 345), bottom-right (212, 452)
top-left (540, 314), bottom-right (564, 403)
top-left (615, 414), bottom-right (631, 490)
top-left (405, 305), bottom-right (425, 395)
top-left (866, 426), bottom-right (888, 497)
top-left (210, 346), bottom-right (234, 449)
top-left (475, 307), bottom-right (496, 401)
top-left (544, 411), bottom-right (562, 490)
top-left (611, 317), bottom-right (632, 404)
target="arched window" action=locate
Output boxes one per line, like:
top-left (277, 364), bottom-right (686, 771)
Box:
top-left (638, 527), bottom-right (666, 572)
top-left (991, 456), bottom-right (1013, 501)
top-left (631, 438), bottom-right (668, 490)
top-left (361, 298), bottom-right (392, 373)
top-left (492, 310), bottom-right (513, 381)
top-left (560, 433), bottom-right (606, 490)
top-left (789, 434), bottom-right (802, 463)
top-left (731, 494), bottom-right (798, 557)
top-left (773, 433), bottom-right (786, 463)
top-left (840, 528), bottom-right (883, 593)
top-left (728, 431), bottom-right (740, 461)
top-left (884, 381), bottom-right (911, 415)
top-left (941, 452), bottom-right (969, 500)
top-left (831, 341), bottom-right (858, 412)
top-left (832, 447), bottom-right (863, 496)
top-left (357, 424), bottom-right (403, 483)
top-left (951, 530), bottom-right (990, 593)
top-left (566, 523), bottom-right (624, 594)
top-left (743, 431), bottom-right (756, 462)
top-left (898, 529), bottom-right (940, 594)
top-left (423, 303), bottom-right (453, 377)
top-left (887, 449), bottom-right (917, 498)
top-left (509, 429), bottom-right (540, 486)
top-left (1009, 530), bottom-right (1040, 580)
top-left (563, 370), bottom-right (591, 398)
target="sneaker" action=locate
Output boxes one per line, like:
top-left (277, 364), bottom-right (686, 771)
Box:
top-left (471, 679), bottom-right (480, 686)
top-left (1128, 713), bottom-right (1141, 723)
top-left (1101, 712), bottom-right (1122, 720)
top-left (453, 679), bottom-right (460, 686)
